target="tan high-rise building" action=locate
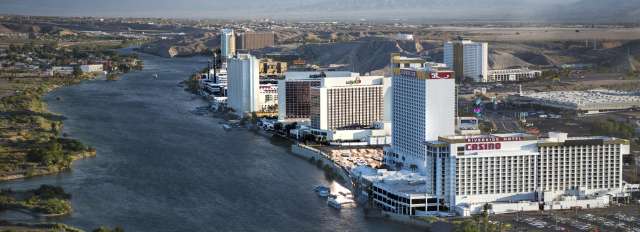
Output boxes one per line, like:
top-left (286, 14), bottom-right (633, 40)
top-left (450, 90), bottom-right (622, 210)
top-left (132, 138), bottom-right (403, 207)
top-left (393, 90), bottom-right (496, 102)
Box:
top-left (236, 32), bottom-right (275, 50)
top-left (220, 29), bottom-right (236, 60)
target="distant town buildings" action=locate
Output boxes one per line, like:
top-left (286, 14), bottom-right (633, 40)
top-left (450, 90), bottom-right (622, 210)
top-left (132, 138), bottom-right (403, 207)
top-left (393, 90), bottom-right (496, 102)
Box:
top-left (236, 31), bottom-right (275, 50)
top-left (487, 68), bottom-right (542, 82)
top-left (220, 29), bottom-right (236, 60)
top-left (227, 54), bottom-right (259, 116)
top-left (0, 32), bottom-right (28, 39)
top-left (394, 33), bottom-right (414, 41)
top-left (444, 39), bottom-right (488, 83)
top-left (79, 64), bottom-right (104, 73)
top-left (51, 66), bottom-right (74, 75)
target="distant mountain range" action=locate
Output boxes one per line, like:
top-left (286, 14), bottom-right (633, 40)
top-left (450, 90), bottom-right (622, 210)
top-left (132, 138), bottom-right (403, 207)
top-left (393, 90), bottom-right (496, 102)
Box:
top-left (0, 0), bottom-right (638, 23)
top-left (545, 0), bottom-right (640, 23)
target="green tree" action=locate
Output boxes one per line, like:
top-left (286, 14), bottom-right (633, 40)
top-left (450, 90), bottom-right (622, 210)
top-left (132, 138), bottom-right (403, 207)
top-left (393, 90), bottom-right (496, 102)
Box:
top-left (39, 198), bottom-right (71, 214)
top-left (34, 185), bottom-right (71, 200)
top-left (455, 220), bottom-right (481, 232)
top-left (27, 141), bottom-right (70, 167)
top-left (93, 226), bottom-right (124, 232)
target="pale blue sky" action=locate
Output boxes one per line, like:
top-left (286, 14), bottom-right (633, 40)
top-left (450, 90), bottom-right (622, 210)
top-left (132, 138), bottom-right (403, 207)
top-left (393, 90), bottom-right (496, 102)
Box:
top-left (0, 0), bottom-right (597, 21)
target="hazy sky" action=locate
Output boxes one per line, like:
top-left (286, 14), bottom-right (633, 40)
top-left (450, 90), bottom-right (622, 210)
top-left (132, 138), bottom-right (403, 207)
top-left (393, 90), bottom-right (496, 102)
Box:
top-left (0, 0), bottom-right (583, 20)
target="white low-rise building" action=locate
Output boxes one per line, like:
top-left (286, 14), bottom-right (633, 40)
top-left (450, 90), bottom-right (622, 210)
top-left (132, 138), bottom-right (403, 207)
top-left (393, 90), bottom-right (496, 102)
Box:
top-left (355, 168), bottom-right (433, 216)
top-left (80, 64), bottom-right (104, 73)
top-left (51, 66), bottom-right (74, 75)
top-left (487, 68), bottom-right (542, 82)
top-left (326, 122), bottom-right (392, 146)
top-left (456, 117), bottom-right (481, 135)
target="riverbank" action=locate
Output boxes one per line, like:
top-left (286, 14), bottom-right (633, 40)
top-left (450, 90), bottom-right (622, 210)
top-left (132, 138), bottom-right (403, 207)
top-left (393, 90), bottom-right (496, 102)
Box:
top-left (0, 74), bottom-right (101, 181)
top-left (0, 221), bottom-right (84, 232)
top-left (0, 51), bottom-right (418, 231)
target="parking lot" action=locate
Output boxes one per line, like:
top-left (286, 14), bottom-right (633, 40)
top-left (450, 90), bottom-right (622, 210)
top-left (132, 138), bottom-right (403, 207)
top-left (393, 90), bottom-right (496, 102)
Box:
top-left (318, 147), bottom-right (384, 170)
top-left (493, 205), bottom-right (640, 231)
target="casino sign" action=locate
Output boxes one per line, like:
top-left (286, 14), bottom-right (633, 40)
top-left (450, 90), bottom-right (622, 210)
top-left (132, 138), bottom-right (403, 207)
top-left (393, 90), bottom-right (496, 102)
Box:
top-left (465, 143), bottom-right (502, 151)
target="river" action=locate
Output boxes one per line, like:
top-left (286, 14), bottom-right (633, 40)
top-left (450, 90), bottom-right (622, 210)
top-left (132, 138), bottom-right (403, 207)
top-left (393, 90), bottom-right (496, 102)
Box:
top-left (0, 50), bottom-right (420, 232)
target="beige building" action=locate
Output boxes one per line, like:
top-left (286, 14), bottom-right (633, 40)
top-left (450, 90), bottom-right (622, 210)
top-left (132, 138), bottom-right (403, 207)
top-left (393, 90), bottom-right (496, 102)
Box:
top-left (220, 29), bottom-right (236, 60)
top-left (236, 31), bottom-right (275, 50)
top-left (310, 74), bottom-right (391, 131)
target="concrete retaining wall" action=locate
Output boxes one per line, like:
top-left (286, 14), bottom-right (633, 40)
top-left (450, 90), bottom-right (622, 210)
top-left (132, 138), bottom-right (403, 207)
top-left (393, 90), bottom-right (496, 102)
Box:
top-left (291, 144), bottom-right (352, 187)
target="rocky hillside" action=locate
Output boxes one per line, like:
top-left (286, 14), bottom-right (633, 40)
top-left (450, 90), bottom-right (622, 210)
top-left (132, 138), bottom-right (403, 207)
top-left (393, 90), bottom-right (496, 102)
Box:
top-left (296, 37), bottom-right (438, 73)
top-left (135, 32), bottom-right (640, 74)
top-left (138, 33), bottom-right (219, 58)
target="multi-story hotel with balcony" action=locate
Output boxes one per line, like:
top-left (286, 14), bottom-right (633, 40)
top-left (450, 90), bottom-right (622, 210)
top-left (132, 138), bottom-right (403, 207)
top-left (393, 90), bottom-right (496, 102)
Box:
top-left (375, 131), bottom-right (630, 217)
top-left (277, 71), bottom-right (352, 123)
top-left (307, 73), bottom-right (392, 144)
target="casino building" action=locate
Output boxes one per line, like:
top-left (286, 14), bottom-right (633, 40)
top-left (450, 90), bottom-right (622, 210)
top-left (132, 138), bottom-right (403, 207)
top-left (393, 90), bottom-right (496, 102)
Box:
top-left (377, 132), bottom-right (629, 216)
top-left (373, 55), bottom-right (631, 217)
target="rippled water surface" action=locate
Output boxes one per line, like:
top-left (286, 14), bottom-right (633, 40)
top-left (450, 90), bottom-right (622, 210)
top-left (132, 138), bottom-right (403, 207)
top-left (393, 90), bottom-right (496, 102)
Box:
top-left (0, 51), bottom-right (419, 232)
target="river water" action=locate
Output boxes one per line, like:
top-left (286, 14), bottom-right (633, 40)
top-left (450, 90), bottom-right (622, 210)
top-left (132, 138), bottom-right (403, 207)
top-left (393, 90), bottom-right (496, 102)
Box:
top-left (0, 51), bottom-right (419, 232)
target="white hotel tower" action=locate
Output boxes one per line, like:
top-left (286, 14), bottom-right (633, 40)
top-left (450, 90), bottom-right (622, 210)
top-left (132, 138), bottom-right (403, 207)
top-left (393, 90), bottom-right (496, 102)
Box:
top-left (386, 54), bottom-right (456, 181)
top-left (444, 39), bottom-right (488, 82)
top-left (227, 54), bottom-right (259, 116)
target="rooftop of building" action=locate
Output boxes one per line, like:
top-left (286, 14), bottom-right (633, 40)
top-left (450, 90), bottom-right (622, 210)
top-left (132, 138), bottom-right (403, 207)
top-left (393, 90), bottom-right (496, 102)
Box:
top-left (488, 68), bottom-right (542, 74)
top-left (393, 67), bottom-right (454, 80)
top-left (354, 167), bottom-right (428, 197)
top-left (438, 133), bottom-right (538, 144)
top-left (230, 53), bottom-right (257, 60)
top-left (315, 74), bottom-right (387, 88)
top-left (283, 71), bottom-right (355, 80)
top-left (445, 39), bottom-right (486, 45)
top-left (538, 132), bottom-right (630, 146)
top-left (433, 132), bottom-right (628, 146)
top-left (391, 56), bottom-right (425, 63)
